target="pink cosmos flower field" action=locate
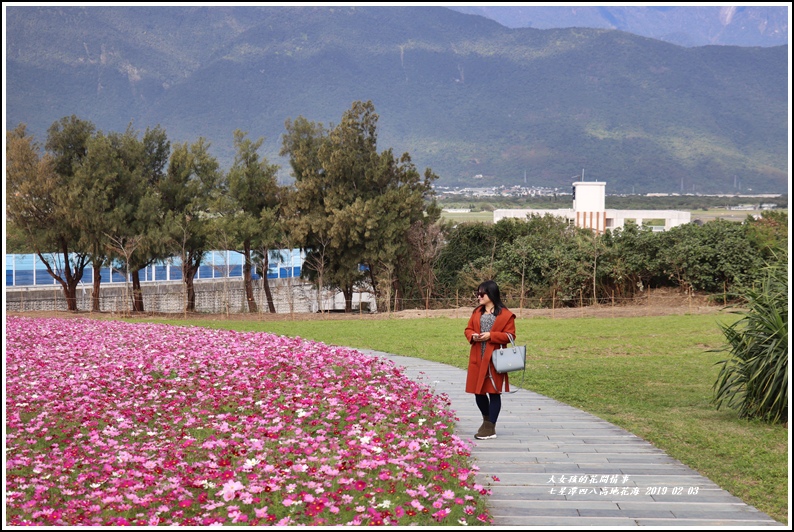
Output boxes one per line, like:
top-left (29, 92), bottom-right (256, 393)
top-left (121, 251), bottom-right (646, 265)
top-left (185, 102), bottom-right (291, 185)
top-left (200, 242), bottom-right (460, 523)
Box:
top-left (5, 317), bottom-right (492, 526)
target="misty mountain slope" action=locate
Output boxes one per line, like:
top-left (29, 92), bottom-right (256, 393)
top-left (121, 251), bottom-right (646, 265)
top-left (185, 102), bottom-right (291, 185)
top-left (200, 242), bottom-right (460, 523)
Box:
top-left (5, 6), bottom-right (788, 193)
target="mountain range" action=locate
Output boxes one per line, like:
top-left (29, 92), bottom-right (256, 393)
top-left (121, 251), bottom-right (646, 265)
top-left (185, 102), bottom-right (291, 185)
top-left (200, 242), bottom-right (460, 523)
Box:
top-left (450, 5), bottom-right (789, 48)
top-left (4, 5), bottom-right (790, 194)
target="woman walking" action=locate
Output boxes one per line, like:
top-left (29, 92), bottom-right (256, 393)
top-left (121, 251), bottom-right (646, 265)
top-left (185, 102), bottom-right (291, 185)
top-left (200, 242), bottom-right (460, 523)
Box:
top-left (464, 280), bottom-right (517, 440)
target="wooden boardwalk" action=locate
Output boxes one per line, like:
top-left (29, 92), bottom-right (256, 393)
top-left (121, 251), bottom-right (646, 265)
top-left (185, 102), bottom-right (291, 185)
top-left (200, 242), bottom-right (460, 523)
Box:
top-left (360, 350), bottom-right (784, 527)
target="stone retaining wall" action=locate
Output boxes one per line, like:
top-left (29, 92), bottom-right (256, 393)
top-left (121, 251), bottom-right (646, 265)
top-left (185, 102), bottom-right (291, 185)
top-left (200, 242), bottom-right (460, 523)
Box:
top-left (4, 278), bottom-right (372, 314)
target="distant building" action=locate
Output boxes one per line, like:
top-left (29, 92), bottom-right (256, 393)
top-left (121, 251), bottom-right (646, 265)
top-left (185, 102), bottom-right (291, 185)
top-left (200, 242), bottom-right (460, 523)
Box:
top-left (493, 181), bottom-right (691, 233)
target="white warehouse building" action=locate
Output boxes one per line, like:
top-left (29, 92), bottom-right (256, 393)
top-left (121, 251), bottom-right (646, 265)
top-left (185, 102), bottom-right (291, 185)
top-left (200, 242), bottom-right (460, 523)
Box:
top-left (493, 181), bottom-right (690, 233)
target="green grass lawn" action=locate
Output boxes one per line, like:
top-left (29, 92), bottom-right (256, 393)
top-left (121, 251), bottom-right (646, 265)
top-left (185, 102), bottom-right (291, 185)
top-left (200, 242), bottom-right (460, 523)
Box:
top-left (127, 313), bottom-right (789, 524)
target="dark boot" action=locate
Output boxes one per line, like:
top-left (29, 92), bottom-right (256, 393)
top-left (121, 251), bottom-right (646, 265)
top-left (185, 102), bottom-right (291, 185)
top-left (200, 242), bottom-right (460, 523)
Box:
top-left (475, 420), bottom-right (497, 440)
top-left (475, 416), bottom-right (488, 436)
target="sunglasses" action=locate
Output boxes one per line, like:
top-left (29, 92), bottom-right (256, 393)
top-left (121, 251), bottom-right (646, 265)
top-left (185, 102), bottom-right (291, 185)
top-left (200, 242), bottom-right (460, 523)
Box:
top-left (476, 292), bottom-right (487, 298)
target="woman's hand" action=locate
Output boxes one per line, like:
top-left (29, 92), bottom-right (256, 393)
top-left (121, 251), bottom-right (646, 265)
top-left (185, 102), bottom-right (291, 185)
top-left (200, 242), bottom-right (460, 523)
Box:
top-left (473, 332), bottom-right (491, 342)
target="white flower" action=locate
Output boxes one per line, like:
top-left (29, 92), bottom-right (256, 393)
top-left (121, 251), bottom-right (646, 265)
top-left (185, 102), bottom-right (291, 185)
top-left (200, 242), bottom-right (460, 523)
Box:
top-left (243, 458), bottom-right (260, 470)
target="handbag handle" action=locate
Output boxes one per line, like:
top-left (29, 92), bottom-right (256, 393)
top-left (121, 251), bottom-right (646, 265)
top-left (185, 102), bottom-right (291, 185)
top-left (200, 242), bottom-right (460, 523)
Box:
top-left (505, 333), bottom-right (517, 349)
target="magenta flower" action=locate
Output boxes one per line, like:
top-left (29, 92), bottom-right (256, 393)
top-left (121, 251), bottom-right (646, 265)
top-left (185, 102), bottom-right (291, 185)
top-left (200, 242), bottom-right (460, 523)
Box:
top-left (5, 316), bottom-right (492, 526)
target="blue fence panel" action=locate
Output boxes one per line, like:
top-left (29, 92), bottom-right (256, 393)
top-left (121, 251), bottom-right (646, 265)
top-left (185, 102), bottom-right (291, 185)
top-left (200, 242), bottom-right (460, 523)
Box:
top-left (105, 268), bottom-right (128, 283)
top-left (13, 270), bottom-right (34, 286)
top-left (154, 265), bottom-right (169, 281)
top-left (197, 265), bottom-right (213, 279)
top-left (6, 249), bottom-right (304, 287)
top-left (36, 270), bottom-right (58, 285)
top-left (16, 254), bottom-right (35, 269)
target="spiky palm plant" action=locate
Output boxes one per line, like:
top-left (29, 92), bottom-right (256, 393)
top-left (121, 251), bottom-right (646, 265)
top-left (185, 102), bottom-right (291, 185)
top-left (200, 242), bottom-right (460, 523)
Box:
top-left (712, 260), bottom-right (788, 423)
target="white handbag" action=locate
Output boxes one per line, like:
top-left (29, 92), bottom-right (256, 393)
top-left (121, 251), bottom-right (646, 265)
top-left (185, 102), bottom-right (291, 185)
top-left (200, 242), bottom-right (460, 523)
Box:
top-left (493, 334), bottom-right (526, 373)
top-left (490, 334), bottom-right (526, 393)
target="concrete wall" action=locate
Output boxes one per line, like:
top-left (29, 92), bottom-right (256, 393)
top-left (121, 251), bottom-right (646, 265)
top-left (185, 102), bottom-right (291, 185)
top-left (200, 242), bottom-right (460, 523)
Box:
top-left (493, 208), bottom-right (690, 232)
top-left (5, 278), bottom-right (376, 315)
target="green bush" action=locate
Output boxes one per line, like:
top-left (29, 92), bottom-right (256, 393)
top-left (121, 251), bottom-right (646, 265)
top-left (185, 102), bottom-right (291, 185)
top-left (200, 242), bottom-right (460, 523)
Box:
top-left (712, 259), bottom-right (788, 423)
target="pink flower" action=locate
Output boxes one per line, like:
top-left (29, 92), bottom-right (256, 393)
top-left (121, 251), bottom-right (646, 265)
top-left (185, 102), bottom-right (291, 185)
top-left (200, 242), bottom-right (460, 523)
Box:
top-left (217, 480), bottom-right (245, 502)
top-left (4, 317), bottom-right (490, 526)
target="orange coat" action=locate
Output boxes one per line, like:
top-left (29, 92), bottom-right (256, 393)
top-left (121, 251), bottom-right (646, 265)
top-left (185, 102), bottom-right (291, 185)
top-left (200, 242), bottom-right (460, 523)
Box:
top-left (464, 306), bottom-right (517, 394)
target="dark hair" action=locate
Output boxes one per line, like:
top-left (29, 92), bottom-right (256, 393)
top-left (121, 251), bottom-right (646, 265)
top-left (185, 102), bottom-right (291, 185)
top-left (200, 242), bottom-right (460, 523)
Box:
top-left (477, 280), bottom-right (505, 316)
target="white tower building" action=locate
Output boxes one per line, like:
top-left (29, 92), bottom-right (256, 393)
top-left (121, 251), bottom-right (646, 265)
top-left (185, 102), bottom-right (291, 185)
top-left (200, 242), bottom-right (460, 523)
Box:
top-left (572, 181), bottom-right (606, 233)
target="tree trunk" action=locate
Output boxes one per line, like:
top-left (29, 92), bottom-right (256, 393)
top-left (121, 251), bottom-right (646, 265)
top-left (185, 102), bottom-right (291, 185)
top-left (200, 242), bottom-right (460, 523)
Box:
top-left (343, 284), bottom-right (354, 313)
top-left (62, 246), bottom-right (79, 312)
top-left (131, 269), bottom-right (145, 312)
top-left (367, 267), bottom-right (381, 310)
top-left (262, 251), bottom-right (276, 313)
top-left (64, 283), bottom-right (79, 312)
top-left (392, 278), bottom-right (402, 312)
top-left (41, 245), bottom-right (85, 312)
top-left (183, 257), bottom-right (200, 312)
top-left (243, 242), bottom-right (258, 313)
top-left (91, 259), bottom-right (102, 312)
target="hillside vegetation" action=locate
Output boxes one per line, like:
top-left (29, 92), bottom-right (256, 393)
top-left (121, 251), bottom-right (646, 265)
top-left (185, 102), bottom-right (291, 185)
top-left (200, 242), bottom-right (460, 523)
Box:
top-left (5, 6), bottom-right (789, 193)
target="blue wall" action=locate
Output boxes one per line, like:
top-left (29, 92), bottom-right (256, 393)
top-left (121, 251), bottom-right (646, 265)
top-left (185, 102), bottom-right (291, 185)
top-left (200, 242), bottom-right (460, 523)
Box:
top-left (5, 250), bottom-right (304, 287)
